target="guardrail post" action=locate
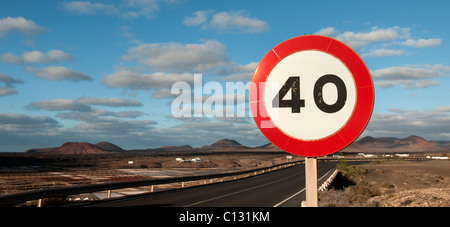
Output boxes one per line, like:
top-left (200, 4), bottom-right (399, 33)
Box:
top-left (107, 190), bottom-right (111, 199)
top-left (37, 198), bottom-right (42, 207)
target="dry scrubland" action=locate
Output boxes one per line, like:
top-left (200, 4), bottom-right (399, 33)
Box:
top-left (319, 160), bottom-right (450, 207)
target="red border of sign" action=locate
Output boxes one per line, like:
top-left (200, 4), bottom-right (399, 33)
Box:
top-left (250, 35), bottom-right (374, 157)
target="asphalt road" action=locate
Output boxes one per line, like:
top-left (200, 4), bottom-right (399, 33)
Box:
top-left (88, 161), bottom-right (337, 207)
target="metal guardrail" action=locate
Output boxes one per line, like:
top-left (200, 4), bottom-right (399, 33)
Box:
top-left (0, 161), bottom-right (303, 206)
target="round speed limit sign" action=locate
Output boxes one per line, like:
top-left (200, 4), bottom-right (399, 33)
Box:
top-left (250, 35), bottom-right (374, 157)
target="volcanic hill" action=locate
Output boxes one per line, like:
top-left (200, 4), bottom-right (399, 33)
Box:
top-left (200, 139), bottom-right (250, 151)
top-left (345, 135), bottom-right (444, 153)
top-left (95, 141), bottom-right (125, 152)
top-left (48, 142), bottom-right (111, 154)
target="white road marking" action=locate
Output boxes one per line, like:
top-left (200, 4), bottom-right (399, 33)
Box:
top-left (272, 168), bottom-right (335, 207)
top-left (183, 171), bottom-right (302, 207)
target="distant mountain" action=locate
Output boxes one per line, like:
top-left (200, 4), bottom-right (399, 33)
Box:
top-left (350, 135), bottom-right (444, 152)
top-left (431, 140), bottom-right (450, 151)
top-left (356, 136), bottom-right (398, 147)
top-left (257, 135), bottom-right (447, 154)
top-left (24, 142), bottom-right (123, 154)
top-left (431, 140), bottom-right (450, 145)
top-left (397, 135), bottom-right (441, 150)
top-left (200, 139), bottom-right (248, 150)
top-left (258, 143), bottom-right (283, 151)
top-left (157, 145), bottom-right (193, 150)
top-left (49, 142), bottom-right (111, 154)
top-left (95, 141), bottom-right (125, 152)
top-left (208, 139), bottom-right (242, 147)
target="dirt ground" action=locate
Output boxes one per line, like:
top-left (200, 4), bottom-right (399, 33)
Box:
top-left (319, 160), bottom-right (450, 207)
top-left (0, 152), bottom-right (300, 196)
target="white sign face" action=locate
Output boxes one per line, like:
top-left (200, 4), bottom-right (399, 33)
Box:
top-left (264, 50), bottom-right (356, 141)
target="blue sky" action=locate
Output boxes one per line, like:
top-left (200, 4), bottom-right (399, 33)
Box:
top-left (0, 0), bottom-right (449, 152)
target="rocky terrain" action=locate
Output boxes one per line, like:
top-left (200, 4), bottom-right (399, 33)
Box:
top-left (319, 160), bottom-right (450, 207)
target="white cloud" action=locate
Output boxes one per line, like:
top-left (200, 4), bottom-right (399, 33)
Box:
top-left (365, 109), bottom-right (450, 140)
top-left (122, 40), bottom-right (230, 72)
top-left (1, 49), bottom-right (74, 65)
top-left (22, 51), bottom-right (46, 63)
top-left (0, 110), bottom-right (155, 151)
top-left (0, 113), bottom-right (60, 130)
top-left (61, 0), bottom-right (179, 18)
top-left (113, 110), bottom-right (144, 118)
top-left (0, 73), bottom-right (23, 87)
top-left (435, 106), bottom-right (450, 112)
top-left (0, 17), bottom-right (43, 38)
top-left (22, 50), bottom-right (74, 63)
top-left (76, 96), bottom-right (143, 107)
top-left (57, 109), bottom-right (144, 120)
top-left (372, 64), bottom-right (450, 89)
top-left (209, 10), bottom-right (268, 33)
top-left (0, 52), bottom-right (22, 64)
top-left (401, 38), bottom-right (441, 48)
top-left (0, 73), bottom-right (23, 96)
top-left (183, 10), bottom-right (269, 33)
top-left (0, 113), bottom-right (62, 145)
top-left (57, 108), bottom-right (157, 136)
top-left (375, 79), bottom-right (440, 89)
top-left (372, 64), bottom-right (450, 80)
top-left (221, 62), bottom-right (258, 81)
top-left (183, 10), bottom-right (207, 26)
top-left (102, 69), bottom-right (194, 90)
top-left (362, 49), bottom-right (404, 58)
top-left (26, 66), bottom-right (92, 82)
top-left (335, 26), bottom-right (410, 48)
top-left (28, 99), bottom-right (92, 112)
top-left (315, 27), bottom-right (337, 36)
top-left (151, 88), bottom-right (173, 98)
top-left (121, 0), bottom-right (160, 18)
top-left (0, 87), bottom-right (18, 96)
top-left (28, 96), bottom-right (143, 113)
top-left (71, 118), bottom-right (156, 136)
top-left (153, 120), bottom-right (265, 147)
top-left (60, 1), bottom-right (119, 15)
top-left (316, 26), bottom-right (442, 59)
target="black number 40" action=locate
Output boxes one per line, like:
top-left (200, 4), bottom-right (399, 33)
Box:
top-left (272, 74), bottom-right (347, 114)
